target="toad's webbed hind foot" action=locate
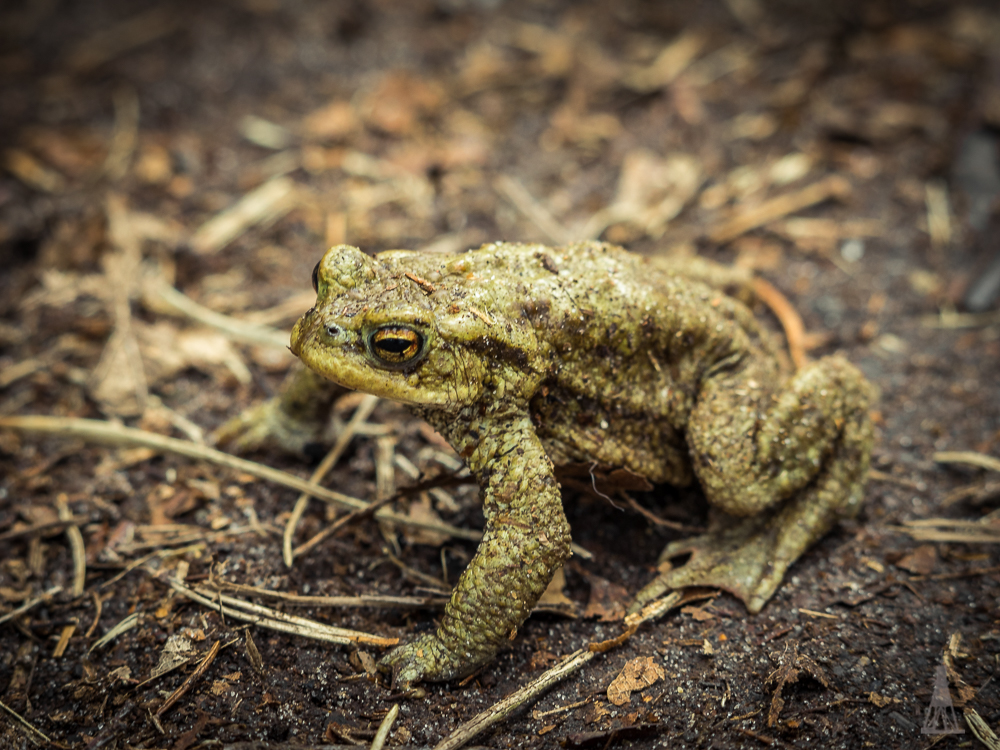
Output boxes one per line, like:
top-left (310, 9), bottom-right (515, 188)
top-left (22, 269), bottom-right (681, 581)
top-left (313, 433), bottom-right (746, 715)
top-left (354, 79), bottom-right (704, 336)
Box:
top-left (629, 513), bottom-right (781, 614)
top-left (631, 355), bottom-right (874, 614)
top-left (630, 414), bottom-right (872, 613)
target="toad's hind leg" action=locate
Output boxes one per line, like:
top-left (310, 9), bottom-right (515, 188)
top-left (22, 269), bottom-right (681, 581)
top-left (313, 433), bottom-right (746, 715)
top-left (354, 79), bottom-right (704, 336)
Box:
top-left (630, 355), bottom-right (874, 614)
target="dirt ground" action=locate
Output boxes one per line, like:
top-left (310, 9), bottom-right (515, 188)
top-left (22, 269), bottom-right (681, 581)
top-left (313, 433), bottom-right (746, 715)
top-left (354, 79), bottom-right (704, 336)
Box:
top-left (2, 1), bottom-right (999, 748)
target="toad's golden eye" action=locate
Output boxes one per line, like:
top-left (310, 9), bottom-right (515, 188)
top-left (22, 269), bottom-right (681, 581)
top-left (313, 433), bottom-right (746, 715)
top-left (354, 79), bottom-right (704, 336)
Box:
top-left (368, 327), bottom-right (424, 365)
top-left (311, 261), bottom-right (321, 293)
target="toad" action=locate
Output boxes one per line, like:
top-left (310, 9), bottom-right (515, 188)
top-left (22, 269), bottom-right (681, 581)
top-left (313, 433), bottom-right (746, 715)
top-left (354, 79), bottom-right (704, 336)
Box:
top-left (219, 241), bottom-right (874, 687)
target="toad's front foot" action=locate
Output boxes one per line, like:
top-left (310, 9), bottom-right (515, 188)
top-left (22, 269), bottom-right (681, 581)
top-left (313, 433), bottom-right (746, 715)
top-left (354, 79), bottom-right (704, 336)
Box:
top-left (378, 634), bottom-right (471, 688)
top-left (212, 366), bottom-right (344, 455)
top-left (212, 397), bottom-right (327, 455)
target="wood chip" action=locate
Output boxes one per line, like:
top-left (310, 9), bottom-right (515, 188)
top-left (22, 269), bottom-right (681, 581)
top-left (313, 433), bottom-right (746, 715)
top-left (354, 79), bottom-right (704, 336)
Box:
top-left (708, 175), bottom-right (852, 244)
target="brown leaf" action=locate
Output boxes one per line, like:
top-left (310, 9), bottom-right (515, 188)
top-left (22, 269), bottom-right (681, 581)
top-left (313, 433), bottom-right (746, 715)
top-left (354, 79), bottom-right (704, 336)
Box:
top-left (766, 641), bottom-right (830, 726)
top-left (537, 566), bottom-right (575, 611)
top-left (607, 656), bottom-right (665, 706)
top-left (681, 605), bottom-right (715, 622)
top-left (583, 574), bottom-right (629, 622)
top-left (896, 544), bottom-right (938, 575)
top-left (360, 71), bottom-right (444, 135)
top-left (303, 100), bottom-right (359, 141)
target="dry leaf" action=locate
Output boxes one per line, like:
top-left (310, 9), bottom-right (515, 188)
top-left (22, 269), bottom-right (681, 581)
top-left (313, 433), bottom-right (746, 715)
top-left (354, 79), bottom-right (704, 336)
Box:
top-left (401, 494), bottom-right (450, 546)
top-left (303, 100), bottom-right (359, 141)
top-left (607, 656), bottom-right (665, 706)
top-left (537, 566), bottom-right (574, 611)
top-left (150, 633), bottom-right (196, 679)
top-left (896, 544), bottom-right (938, 575)
top-left (360, 71), bottom-right (443, 135)
top-left (681, 605), bottom-right (715, 622)
top-left (583, 149), bottom-right (702, 238)
top-left (868, 691), bottom-right (901, 707)
top-left (583, 574), bottom-right (629, 622)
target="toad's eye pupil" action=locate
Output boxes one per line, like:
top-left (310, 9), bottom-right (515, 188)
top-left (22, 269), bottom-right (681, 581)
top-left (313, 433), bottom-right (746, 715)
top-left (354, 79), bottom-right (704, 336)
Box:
top-left (377, 338), bottom-right (411, 354)
top-left (311, 262), bottom-right (321, 293)
top-left (369, 327), bottom-right (423, 365)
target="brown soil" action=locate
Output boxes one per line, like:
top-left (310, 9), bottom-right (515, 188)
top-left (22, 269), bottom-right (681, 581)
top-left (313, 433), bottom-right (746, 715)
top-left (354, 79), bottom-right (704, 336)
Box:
top-left (1, 1), bottom-right (999, 748)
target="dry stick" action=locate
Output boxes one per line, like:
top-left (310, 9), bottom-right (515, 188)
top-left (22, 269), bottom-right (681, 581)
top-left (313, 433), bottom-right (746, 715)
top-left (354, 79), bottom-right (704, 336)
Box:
top-left (434, 649), bottom-right (595, 750)
top-left (103, 85), bottom-right (139, 180)
top-left (908, 564), bottom-right (1000, 582)
top-left (935, 451), bottom-right (1000, 474)
top-left (0, 586), bottom-right (63, 626)
top-left (0, 698), bottom-right (54, 744)
top-left (292, 494), bottom-right (397, 560)
top-left (494, 174), bottom-right (574, 246)
top-left (964, 706), bottom-right (1000, 749)
top-left (147, 276), bottom-right (290, 349)
top-left (156, 639), bottom-right (221, 718)
top-left (867, 469), bottom-right (926, 491)
top-left (0, 516), bottom-right (89, 542)
top-left (284, 394), bottom-right (380, 567)
top-left (66, 4), bottom-right (183, 72)
top-left (751, 277), bottom-right (808, 370)
top-left (86, 591), bottom-right (104, 639)
top-left (922, 309), bottom-right (1000, 329)
top-left (369, 704), bottom-right (400, 750)
top-left (434, 592), bottom-right (682, 750)
top-left (56, 495), bottom-right (86, 597)
top-left (207, 580), bottom-right (448, 610)
top-left (190, 176), bottom-right (297, 255)
top-left (168, 578), bottom-right (397, 647)
top-left (0, 415), bottom-right (481, 543)
top-left (707, 175), bottom-right (852, 245)
top-left (2, 415), bottom-right (593, 559)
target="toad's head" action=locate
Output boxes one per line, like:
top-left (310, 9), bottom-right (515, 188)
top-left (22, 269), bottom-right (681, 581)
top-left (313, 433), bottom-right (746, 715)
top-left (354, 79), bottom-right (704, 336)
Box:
top-left (290, 245), bottom-right (543, 409)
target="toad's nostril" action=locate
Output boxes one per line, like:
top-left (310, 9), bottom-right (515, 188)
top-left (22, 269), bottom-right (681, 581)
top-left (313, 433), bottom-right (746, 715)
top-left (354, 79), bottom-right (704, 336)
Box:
top-left (326, 325), bottom-right (340, 336)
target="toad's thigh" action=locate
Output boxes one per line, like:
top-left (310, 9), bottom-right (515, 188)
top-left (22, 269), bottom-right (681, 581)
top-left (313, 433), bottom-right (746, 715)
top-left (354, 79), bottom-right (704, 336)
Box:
top-left (687, 355), bottom-right (873, 516)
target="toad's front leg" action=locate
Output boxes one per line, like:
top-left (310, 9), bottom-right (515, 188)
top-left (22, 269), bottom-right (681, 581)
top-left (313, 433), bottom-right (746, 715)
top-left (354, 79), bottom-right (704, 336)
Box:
top-left (379, 413), bottom-right (572, 687)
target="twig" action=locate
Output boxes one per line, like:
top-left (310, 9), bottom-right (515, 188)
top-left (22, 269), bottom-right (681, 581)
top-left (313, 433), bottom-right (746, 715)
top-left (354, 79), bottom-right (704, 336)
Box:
top-left (0, 586), bottom-right (62, 626)
top-left (707, 175), bottom-right (852, 244)
top-left (890, 520), bottom-right (1000, 544)
top-left (292, 494), bottom-right (397, 560)
top-left (167, 578), bottom-right (398, 647)
top-left (921, 309), bottom-right (1000, 329)
top-left (434, 649), bottom-right (595, 750)
top-left (532, 697), bottom-right (591, 720)
top-left (190, 176), bottom-right (297, 255)
top-left (56, 495), bottom-right (86, 597)
top-left (65, 5), bottom-right (182, 72)
top-left (433, 592), bottom-right (682, 750)
top-left (103, 86), bottom-right (139, 180)
top-left (935, 451), bottom-right (1000, 474)
top-left (0, 415), bottom-right (482, 543)
top-left (751, 277), bottom-right (808, 370)
top-left (0, 517), bottom-right (89, 542)
top-left (89, 611), bottom-right (141, 653)
top-left (146, 276), bottom-right (290, 349)
top-left (206, 580), bottom-right (448, 610)
top-left (156, 640), bottom-right (221, 718)
top-left (0, 698), bottom-right (54, 744)
top-left (623, 494), bottom-right (696, 532)
top-left (964, 706), bottom-right (1000, 749)
top-left (495, 175), bottom-right (574, 246)
top-left (924, 181), bottom-right (952, 249)
top-left (284, 395), bottom-right (379, 567)
top-left (370, 704), bottom-right (400, 750)
top-left (908, 565), bottom-right (1000, 582)
top-left (867, 469), bottom-right (926, 491)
